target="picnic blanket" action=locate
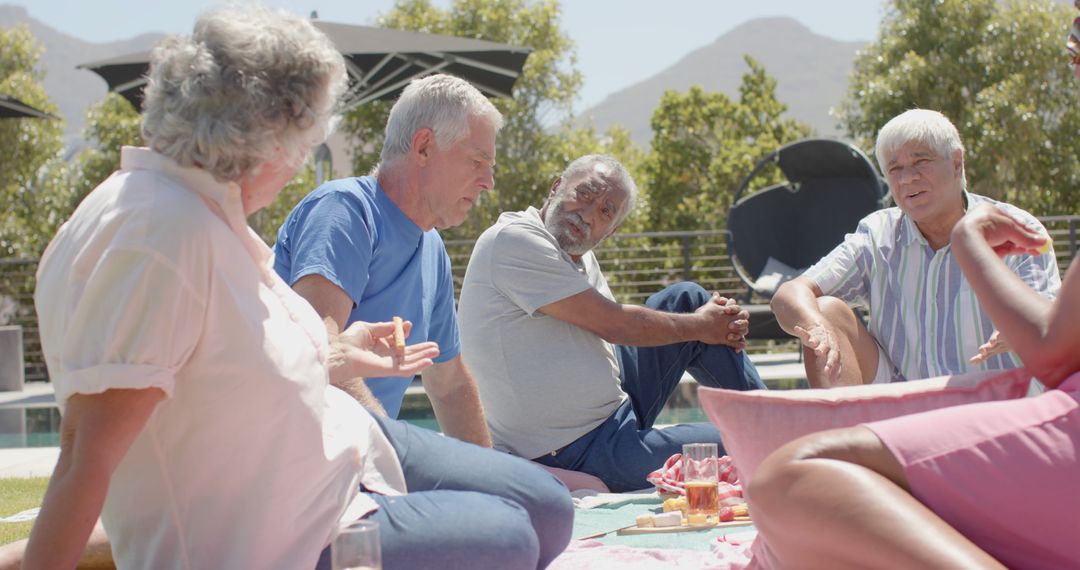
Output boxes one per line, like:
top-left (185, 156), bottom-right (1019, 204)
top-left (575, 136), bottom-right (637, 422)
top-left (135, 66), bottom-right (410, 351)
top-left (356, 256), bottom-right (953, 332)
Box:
top-left (553, 493), bottom-right (756, 570)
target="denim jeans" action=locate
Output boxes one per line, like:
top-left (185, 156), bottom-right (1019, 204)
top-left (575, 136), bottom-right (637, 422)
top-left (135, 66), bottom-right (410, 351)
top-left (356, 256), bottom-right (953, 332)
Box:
top-left (535, 282), bottom-right (765, 492)
top-left (317, 415), bottom-right (574, 570)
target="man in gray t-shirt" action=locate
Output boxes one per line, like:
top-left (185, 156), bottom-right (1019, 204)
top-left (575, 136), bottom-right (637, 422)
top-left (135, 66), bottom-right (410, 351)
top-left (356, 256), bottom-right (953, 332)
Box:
top-left (459, 154), bottom-right (765, 492)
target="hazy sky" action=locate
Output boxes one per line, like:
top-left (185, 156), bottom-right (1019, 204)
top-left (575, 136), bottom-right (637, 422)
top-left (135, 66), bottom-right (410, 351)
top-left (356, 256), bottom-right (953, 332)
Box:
top-left (10, 0), bottom-right (886, 109)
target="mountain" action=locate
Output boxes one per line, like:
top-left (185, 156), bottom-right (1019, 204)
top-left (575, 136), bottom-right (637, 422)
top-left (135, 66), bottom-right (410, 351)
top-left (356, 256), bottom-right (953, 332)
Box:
top-left (577, 17), bottom-right (866, 145)
top-left (0, 4), bottom-right (163, 139)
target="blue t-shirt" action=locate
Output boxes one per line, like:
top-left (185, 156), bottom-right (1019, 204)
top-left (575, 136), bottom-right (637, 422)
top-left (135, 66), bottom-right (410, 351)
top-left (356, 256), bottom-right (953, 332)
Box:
top-left (273, 176), bottom-right (461, 417)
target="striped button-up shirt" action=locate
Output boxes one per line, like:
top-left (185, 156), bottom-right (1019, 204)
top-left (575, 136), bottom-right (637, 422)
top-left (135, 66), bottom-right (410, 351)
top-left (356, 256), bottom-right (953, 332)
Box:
top-left (803, 192), bottom-right (1061, 382)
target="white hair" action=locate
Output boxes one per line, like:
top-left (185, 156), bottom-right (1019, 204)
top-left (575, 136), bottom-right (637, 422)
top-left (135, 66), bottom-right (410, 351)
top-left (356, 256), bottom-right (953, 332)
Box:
top-left (875, 109), bottom-right (966, 189)
top-left (556, 154), bottom-right (638, 224)
top-left (378, 74), bottom-right (504, 168)
top-left (141, 6), bottom-right (348, 182)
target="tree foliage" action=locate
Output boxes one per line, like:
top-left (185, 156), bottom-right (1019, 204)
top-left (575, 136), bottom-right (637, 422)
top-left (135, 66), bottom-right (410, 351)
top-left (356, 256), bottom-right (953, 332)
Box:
top-left (72, 93), bottom-right (142, 203)
top-left (838, 0), bottom-right (1080, 214)
top-left (0, 26), bottom-right (69, 258)
top-left (644, 56), bottom-right (811, 232)
top-left (342, 0), bottom-right (642, 240)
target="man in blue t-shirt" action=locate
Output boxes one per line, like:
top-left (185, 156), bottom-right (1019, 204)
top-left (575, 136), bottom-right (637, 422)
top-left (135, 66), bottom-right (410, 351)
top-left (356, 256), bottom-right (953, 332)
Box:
top-left (273, 74), bottom-right (501, 447)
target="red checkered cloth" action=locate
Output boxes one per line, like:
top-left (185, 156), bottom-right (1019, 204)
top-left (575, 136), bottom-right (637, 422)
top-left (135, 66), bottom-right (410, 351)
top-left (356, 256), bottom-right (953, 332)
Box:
top-left (646, 453), bottom-right (743, 504)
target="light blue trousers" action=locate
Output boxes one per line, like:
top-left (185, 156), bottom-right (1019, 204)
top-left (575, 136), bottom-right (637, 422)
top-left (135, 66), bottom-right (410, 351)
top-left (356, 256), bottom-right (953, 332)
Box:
top-left (317, 414), bottom-right (574, 570)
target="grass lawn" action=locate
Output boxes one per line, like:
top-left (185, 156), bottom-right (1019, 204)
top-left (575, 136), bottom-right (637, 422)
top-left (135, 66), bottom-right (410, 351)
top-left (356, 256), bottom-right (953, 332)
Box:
top-left (0, 477), bottom-right (48, 544)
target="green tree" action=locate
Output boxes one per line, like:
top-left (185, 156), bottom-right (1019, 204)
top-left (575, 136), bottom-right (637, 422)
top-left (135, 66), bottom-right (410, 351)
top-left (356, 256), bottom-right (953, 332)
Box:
top-left (838, 0), bottom-right (1080, 214)
top-left (645, 56), bottom-right (811, 233)
top-left (0, 25), bottom-right (70, 258)
top-left (343, 0), bottom-right (639, 240)
top-left (248, 164), bottom-right (320, 243)
top-left (73, 93), bottom-right (142, 203)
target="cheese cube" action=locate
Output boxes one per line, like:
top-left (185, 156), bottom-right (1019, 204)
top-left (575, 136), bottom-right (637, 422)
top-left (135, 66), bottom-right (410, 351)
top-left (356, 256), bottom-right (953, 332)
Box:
top-left (652, 511), bottom-right (683, 527)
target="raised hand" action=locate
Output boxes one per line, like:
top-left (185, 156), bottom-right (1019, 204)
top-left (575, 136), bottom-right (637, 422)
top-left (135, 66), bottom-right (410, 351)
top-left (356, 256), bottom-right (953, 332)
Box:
top-left (961, 204), bottom-right (1050, 257)
top-left (335, 319), bottom-right (440, 378)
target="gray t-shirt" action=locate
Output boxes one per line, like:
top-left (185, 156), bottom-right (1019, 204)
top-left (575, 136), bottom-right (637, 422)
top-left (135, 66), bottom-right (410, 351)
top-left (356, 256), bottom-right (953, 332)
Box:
top-left (459, 207), bottom-right (627, 459)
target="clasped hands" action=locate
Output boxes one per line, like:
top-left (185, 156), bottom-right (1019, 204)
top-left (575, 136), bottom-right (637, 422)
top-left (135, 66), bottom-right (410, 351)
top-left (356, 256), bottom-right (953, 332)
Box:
top-left (697, 293), bottom-right (750, 351)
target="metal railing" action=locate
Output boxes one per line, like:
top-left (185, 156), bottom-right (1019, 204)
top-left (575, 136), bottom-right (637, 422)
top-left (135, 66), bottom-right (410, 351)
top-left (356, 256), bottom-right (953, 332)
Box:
top-left (4, 216), bottom-right (1078, 383)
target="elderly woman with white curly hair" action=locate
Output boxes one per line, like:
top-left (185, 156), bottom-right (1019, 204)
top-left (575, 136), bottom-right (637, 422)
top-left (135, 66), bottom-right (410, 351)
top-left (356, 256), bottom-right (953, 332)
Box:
top-left (21, 6), bottom-right (450, 569)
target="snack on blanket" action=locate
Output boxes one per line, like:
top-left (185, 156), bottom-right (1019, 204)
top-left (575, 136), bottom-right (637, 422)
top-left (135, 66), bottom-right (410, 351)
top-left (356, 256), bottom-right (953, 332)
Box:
top-left (635, 514), bottom-right (655, 528)
top-left (663, 496), bottom-right (687, 514)
top-left (392, 316), bottom-right (405, 356)
top-left (651, 511), bottom-right (683, 528)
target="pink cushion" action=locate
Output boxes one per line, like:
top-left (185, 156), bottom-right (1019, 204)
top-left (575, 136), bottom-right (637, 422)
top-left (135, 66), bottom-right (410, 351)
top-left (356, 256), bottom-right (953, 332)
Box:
top-left (699, 368), bottom-right (1033, 483)
top-left (535, 463), bottom-right (610, 493)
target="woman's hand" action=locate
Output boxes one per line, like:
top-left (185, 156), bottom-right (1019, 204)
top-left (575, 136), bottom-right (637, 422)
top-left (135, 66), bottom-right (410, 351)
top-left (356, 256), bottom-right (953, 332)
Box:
top-left (333, 320), bottom-right (440, 379)
top-left (956, 204), bottom-right (1049, 257)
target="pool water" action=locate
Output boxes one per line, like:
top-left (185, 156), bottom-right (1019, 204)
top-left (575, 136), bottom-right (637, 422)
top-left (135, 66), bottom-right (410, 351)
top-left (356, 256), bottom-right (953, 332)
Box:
top-left (0, 402), bottom-right (711, 450)
top-left (0, 379), bottom-right (802, 449)
top-left (397, 403), bottom-right (710, 434)
top-left (0, 406), bottom-right (62, 449)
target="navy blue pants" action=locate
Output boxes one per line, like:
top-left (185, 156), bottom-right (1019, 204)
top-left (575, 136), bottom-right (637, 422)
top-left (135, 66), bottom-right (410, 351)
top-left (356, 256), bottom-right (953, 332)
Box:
top-left (535, 282), bottom-right (765, 492)
top-left (317, 416), bottom-right (574, 570)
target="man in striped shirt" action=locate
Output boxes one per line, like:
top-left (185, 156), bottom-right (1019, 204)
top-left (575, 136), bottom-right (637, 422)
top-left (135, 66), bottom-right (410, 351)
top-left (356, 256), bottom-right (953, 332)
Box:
top-left (771, 109), bottom-right (1061, 387)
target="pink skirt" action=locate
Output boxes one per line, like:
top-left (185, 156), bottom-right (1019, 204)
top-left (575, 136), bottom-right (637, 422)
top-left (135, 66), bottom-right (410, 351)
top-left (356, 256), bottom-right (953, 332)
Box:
top-left (865, 372), bottom-right (1080, 569)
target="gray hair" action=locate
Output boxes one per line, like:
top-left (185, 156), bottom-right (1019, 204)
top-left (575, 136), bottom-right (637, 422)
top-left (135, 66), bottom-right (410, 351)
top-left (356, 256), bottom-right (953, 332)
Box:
top-left (378, 74), bottom-right (504, 168)
top-left (141, 6), bottom-right (348, 182)
top-left (557, 154), bottom-right (638, 224)
top-left (875, 109), bottom-right (966, 189)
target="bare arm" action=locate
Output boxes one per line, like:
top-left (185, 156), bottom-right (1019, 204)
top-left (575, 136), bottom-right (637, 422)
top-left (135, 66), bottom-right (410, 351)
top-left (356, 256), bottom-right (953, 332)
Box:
top-left (951, 205), bottom-right (1080, 388)
top-left (292, 274), bottom-right (387, 415)
top-left (771, 276), bottom-right (826, 336)
top-left (772, 277), bottom-right (846, 382)
top-left (537, 287), bottom-right (747, 348)
top-left (24, 388), bottom-right (164, 569)
top-left (421, 355), bottom-right (492, 447)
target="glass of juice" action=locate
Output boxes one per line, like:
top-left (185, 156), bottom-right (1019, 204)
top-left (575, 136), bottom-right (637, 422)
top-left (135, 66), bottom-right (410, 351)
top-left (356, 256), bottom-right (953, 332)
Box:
top-left (683, 443), bottom-right (719, 524)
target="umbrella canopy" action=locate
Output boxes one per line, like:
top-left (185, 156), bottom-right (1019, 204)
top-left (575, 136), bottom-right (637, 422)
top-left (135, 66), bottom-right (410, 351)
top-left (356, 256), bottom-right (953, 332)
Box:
top-left (78, 20), bottom-right (532, 111)
top-left (0, 94), bottom-right (55, 119)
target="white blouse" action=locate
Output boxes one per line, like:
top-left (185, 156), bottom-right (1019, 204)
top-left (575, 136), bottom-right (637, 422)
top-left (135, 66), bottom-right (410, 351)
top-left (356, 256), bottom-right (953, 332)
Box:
top-left (35, 147), bottom-right (404, 569)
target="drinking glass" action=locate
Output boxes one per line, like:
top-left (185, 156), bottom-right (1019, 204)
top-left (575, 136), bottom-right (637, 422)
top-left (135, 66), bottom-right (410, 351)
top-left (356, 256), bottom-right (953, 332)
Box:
top-left (683, 443), bottom-right (719, 524)
top-left (332, 520), bottom-right (381, 570)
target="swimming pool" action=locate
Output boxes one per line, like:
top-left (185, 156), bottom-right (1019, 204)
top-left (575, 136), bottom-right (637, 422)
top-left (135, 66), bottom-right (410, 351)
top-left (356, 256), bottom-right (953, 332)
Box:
top-left (0, 406), bottom-right (61, 449)
top-left (0, 377), bottom-right (805, 449)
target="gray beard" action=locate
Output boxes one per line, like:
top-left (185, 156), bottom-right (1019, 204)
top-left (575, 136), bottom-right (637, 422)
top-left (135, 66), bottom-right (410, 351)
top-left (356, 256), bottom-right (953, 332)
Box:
top-left (545, 218), bottom-right (589, 256)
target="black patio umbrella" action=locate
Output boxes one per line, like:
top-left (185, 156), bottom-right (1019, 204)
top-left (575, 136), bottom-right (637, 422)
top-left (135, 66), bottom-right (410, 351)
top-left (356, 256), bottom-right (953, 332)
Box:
top-left (78, 21), bottom-right (532, 111)
top-left (0, 94), bottom-right (55, 119)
